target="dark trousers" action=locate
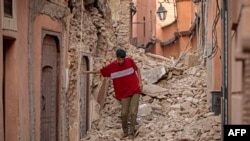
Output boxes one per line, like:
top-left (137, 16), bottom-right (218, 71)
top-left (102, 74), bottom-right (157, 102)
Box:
top-left (121, 94), bottom-right (140, 135)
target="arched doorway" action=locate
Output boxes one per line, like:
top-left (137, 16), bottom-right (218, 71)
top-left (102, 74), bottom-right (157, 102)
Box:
top-left (40, 35), bottom-right (60, 141)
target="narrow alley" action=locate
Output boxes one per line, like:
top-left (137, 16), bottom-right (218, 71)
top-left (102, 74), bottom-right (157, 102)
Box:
top-left (81, 47), bottom-right (221, 141)
top-left (1, 0), bottom-right (250, 141)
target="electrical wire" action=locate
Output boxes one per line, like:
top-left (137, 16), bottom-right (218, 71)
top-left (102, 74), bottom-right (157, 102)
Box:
top-left (207, 0), bottom-right (221, 59)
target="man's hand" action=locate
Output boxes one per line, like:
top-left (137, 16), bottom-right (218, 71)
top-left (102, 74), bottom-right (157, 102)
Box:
top-left (80, 69), bottom-right (100, 74)
top-left (81, 70), bottom-right (88, 74)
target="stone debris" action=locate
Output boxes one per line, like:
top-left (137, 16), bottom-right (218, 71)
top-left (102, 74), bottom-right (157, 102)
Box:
top-left (67, 1), bottom-right (220, 140)
top-left (81, 46), bottom-right (221, 141)
top-left (142, 84), bottom-right (168, 99)
top-left (141, 65), bottom-right (167, 84)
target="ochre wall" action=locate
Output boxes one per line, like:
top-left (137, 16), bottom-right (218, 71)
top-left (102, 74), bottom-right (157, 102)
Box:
top-left (177, 1), bottom-right (192, 31)
top-left (153, 0), bottom-right (197, 58)
top-left (2, 0), bottom-right (30, 140)
top-left (0, 0), bottom-right (3, 140)
top-left (206, 0), bottom-right (222, 91)
top-left (132, 0), bottom-right (156, 47)
top-left (229, 0), bottom-right (250, 124)
top-left (33, 14), bottom-right (62, 140)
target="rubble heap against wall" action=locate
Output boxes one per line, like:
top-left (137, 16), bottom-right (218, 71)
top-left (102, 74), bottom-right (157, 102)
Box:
top-left (83, 44), bottom-right (221, 141)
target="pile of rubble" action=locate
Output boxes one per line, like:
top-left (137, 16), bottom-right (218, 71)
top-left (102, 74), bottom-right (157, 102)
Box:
top-left (82, 46), bottom-right (221, 141)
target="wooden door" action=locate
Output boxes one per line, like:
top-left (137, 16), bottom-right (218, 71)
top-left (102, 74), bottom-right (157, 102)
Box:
top-left (41, 35), bottom-right (58, 141)
top-left (79, 56), bottom-right (89, 138)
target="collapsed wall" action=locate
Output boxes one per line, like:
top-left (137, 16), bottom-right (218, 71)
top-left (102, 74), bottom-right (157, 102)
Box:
top-left (66, 0), bottom-right (132, 140)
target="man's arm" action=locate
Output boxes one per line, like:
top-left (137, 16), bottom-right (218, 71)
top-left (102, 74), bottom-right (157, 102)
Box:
top-left (81, 69), bottom-right (100, 74)
top-left (135, 68), bottom-right (143, 90)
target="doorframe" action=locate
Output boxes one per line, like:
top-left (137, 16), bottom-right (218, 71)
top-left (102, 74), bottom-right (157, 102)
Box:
top-left (2, 37), bottom-right (16, 141)
top-left (78, 52), bottom-right (91, 139)
top-left (41, 29), bottom-right (62, 141)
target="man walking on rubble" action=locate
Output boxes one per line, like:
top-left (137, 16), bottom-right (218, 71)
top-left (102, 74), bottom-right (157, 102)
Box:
top-left (81, 48), bottom-right (143, 139)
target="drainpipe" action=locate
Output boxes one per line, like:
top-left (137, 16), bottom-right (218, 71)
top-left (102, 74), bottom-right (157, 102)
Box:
top-left (221, 0), bottom-right (228, 140)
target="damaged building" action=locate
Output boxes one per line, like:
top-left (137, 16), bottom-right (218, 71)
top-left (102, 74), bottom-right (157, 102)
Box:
top-left (0, 0), bottom-right (250, 141)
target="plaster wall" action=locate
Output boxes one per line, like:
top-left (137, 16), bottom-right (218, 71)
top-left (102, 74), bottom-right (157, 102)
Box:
top-left (132, 0), bottom-right (156, 47)
top-left (205, 0), bottom-right (222, 92)
top-left (15, 1), bottom-right (30, 140)
top-left (176, 0), bottom-right (192, 31)
top-left (0, 0), bottom-right (3, 140)
top-left (161, 23), bottom-right (179, 57)
top-left (154, 0), bottom-right (178, 56)
top-left (33, 14), bottom-right (63, 141)
top-left (229, 0), bottom-right (250, 124)
top-left (154, 0), bottom-right (197, 58)
top-left (228, 0), bottom-right (242, 95)
top-left (1, 0), bottom-right (30, 140)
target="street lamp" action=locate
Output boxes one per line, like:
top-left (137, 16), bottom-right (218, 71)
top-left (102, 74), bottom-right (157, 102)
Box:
top-left (156, 2), bottom-right (167, 21)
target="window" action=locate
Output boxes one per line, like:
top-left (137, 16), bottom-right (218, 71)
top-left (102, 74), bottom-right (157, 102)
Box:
top-left (4, 0), bottom-right (13, 18)
top-left (2, 0), bottom-right (17, 30)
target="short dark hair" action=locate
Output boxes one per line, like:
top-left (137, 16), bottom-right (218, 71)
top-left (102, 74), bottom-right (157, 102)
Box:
top-left (116, 48), bottom-right (126, 58)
